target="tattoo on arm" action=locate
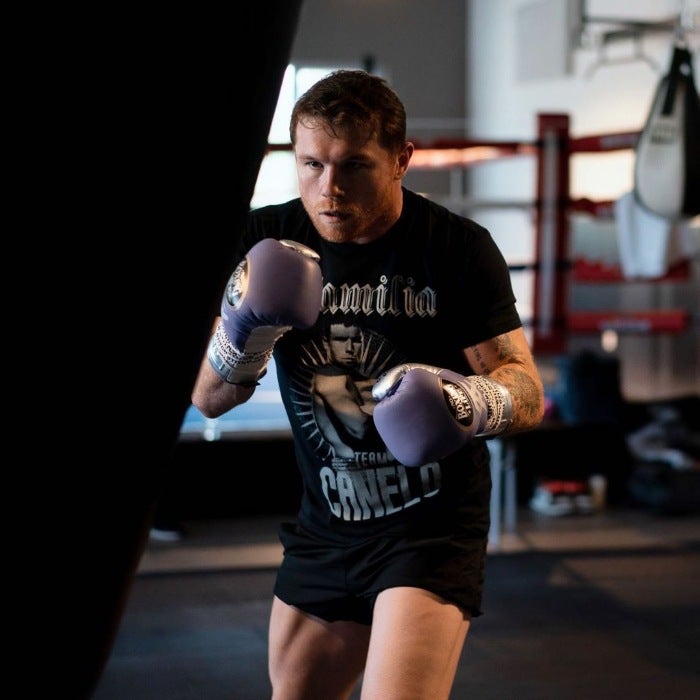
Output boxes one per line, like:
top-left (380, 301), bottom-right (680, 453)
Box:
top-left (471, 334), bottom-right (544, 431)
top-left (470, 334), bottom-right (518, 373)
top-left (496, 366), bottom-right (543, 429)
top-left (470, 344), bottom-right (488, 373)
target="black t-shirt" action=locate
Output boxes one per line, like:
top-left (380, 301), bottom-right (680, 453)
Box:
top-left (238, 188), bottom-right (522, 542)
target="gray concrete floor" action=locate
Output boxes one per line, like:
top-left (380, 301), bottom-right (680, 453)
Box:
top-left (93, 506), bottom-right (700, 699)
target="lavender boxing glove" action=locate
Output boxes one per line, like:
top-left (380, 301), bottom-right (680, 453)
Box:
top-left (371, 363), bottom-right (513, 466)
top-left (208, 238), bottom-right (322, 386)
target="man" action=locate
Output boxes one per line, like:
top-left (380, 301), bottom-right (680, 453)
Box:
top-left (192, 69), bottom-right (544, 699)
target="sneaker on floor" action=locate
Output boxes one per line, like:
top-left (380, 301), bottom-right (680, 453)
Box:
top-left (529, 484), bottom-right (575, 517)
top-left (559, 480), bottom-right (596, 515)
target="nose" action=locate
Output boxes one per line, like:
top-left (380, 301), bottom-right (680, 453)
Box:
top-left (322, 167), bottom-right (344, 197)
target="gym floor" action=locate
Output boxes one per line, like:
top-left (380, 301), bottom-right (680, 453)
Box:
top-left (93, 505), bottom-right (700, 700)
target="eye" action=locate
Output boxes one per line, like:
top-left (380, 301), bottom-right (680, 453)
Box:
top-left (306, 160), bottom-right (323, 170)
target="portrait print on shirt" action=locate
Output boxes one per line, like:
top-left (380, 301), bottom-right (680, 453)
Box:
top-left (288, 323), bottom-right (441, 522)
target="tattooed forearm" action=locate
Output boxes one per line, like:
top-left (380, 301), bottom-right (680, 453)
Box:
top-left (467, 331), bottom-right (545, 432)
top-left (492, 366), bottom-right (544, 432)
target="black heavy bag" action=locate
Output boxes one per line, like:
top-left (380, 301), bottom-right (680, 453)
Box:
top-left (634, 44), bottom-right (700, 219)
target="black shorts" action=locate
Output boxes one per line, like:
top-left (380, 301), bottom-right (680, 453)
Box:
top-left (273, 521), bottom-right (487, 625)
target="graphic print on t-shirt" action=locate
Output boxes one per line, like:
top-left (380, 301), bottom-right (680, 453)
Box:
top-left (288, 324), bottom-right (442, 522)
top-left (303, 324), bottom-right (394, 469)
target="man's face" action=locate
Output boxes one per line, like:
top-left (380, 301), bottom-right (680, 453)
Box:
top-left (293, 118), bottom-right (410, 244)
top-left (328, 324), bottom-right (362, 367)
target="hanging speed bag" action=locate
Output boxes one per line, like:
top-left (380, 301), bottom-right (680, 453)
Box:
top-left (634, 45), bottom-right (700, 220)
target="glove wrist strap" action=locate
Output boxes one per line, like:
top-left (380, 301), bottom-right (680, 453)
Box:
top-left (207, 321), bottom-right (270, 386)
top-left (471, 376), bottom-right (513, 437)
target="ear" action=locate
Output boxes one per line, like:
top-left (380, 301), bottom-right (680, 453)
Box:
top-left (396, 141), bottom-right (415, 178)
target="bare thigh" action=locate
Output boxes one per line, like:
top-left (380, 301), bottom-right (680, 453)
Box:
top-left (268, 595), bottom-right (371, 700)
top-left (360, 587), bottom-right (471, 700)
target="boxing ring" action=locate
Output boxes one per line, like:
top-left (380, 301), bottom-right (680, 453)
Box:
top-left (410, 113), bottom-right (691, 355)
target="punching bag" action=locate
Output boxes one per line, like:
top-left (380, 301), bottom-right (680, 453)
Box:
top-left (634, 43), bottom-right (700, 219)
top-left (62, 4), bottom-right (305, 698)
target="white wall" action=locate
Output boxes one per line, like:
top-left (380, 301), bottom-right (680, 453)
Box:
top-left (466, 0), bottom-right (699, 401)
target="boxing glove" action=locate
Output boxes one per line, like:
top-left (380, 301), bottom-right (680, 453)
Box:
top-left (208, 238), bottom-right (323, 386)
top-left (371, 363), bottom-right (513, 466)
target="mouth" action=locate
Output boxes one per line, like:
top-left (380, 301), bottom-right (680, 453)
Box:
top-left (320, 208), bottom-right (350, 221)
